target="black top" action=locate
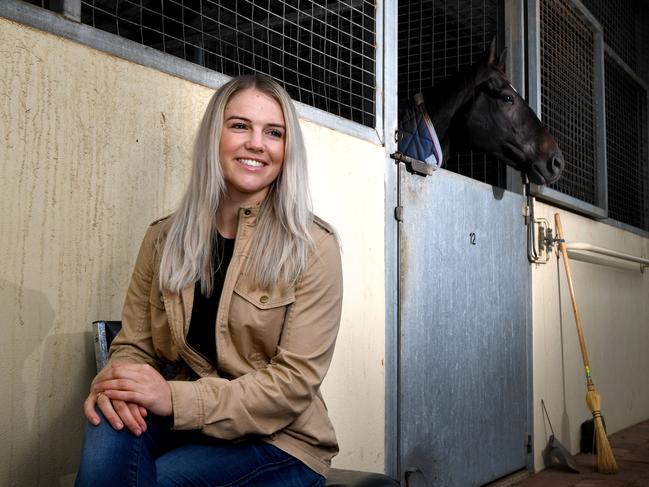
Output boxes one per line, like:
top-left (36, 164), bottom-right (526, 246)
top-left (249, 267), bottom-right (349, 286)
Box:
top-left (186, 234), bottom-right (235, 367)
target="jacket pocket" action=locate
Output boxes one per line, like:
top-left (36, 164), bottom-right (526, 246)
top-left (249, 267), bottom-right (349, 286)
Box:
top-left (233, 278), bottom-right (295, 310)
top-left (229, 277), bottom-right (295, 353)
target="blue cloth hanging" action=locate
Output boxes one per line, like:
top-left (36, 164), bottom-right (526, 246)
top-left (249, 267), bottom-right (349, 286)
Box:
top-left (398, 92), bottom-right (443, 168)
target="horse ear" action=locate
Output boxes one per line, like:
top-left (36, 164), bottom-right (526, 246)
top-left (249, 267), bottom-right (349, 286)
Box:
top-left (485, 37), bottom-right (507, 72)
top-left (486, 37), bottom-right (498, 65)
top-left (498, 47), bottom-right (507, 72)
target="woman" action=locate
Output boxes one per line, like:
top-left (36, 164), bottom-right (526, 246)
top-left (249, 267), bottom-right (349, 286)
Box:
top-left (75, 75), bottom-right (343, 487)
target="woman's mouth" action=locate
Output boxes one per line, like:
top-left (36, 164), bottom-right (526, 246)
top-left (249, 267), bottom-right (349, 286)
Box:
top-left (237, 158), bottom-right (265, 168)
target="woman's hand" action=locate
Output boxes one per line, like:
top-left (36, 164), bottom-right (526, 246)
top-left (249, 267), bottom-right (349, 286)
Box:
top-left (92, 363), bottom-right (173, 418)
top-left (83, 365), bottom-right (149, 436)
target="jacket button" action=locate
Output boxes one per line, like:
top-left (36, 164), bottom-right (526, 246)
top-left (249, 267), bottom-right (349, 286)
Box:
top-left (244, 209), bottom-right (251, 216)
top-left (260, 295), bottom-right (269, 304)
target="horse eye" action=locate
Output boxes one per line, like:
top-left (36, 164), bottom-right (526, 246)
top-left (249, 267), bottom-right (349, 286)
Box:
top-left (502, 94), bottom-right (514, 104)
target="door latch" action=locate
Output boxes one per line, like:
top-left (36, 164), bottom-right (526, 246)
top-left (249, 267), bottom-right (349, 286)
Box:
top-left (390, 151), bottom-right (436, 177)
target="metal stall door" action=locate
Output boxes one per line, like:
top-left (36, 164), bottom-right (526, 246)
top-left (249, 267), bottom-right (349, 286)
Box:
top-left (398, 166), bottom-right (531, 486)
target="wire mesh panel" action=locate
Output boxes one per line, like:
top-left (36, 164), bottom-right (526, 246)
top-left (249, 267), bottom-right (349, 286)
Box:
top-left (540, 0), bottom-right (598, 205)
top-left (538, 0), bottom-right (649, 230)
top-left (580, 0), bottom-right (649, 231)
top-left (79, 0), bottom-right (376, 127)
top-left (580, 0), bottom-right (640, 74)
top-left (397, 0), bottom-right (506, 187)
top-left (639, 8), bottom-right (649, 83)
top-left (604, 55), bottom-right (648, 231)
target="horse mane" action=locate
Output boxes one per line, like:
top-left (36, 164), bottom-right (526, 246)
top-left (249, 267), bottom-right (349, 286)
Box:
top-left (419, 63), bottom-right (487, 160)
top-left (418, 40), bottom-right (507, 160)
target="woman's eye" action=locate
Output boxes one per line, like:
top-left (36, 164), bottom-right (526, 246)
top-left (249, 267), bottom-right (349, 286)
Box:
top-left (267, 129), bottom-right (284, 138)
top-left (231, 122), bottom-right (247, 130)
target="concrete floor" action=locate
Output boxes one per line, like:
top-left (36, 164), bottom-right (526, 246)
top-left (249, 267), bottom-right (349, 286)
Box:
top-left (515, 420), bottom-right (649, 486)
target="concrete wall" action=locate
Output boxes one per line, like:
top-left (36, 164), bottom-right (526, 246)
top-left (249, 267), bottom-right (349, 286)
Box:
top-left (4, 9), bottom-right (649, 486)
top-left (531, 201), bottom-right (649, 470)
top-left (0, 17), bottom-right (385, 486)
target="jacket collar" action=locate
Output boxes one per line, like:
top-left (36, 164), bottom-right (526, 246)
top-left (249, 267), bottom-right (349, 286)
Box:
top-left (167, 203), bottom-right (261, 334)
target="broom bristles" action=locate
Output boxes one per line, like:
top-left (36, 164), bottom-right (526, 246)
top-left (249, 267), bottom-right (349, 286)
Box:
top-left (593, 414), bottom-right (618, 473)
top-left (586, 386), bottom-right (619, 474)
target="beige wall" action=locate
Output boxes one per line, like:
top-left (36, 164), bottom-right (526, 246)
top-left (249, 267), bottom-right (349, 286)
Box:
top-left (0, 18), bottom-right (385, 486)
top-left (531, 201), bottom-right (649, 470)
top-left (4, 11), bottom-right (649, 486)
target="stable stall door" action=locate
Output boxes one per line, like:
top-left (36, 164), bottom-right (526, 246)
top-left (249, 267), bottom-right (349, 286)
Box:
top-left (398, 167), bottom-right (531, 486)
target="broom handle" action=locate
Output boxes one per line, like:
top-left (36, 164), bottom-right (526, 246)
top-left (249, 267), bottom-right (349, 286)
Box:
top-left (554, 213), bottom-right (593, 384)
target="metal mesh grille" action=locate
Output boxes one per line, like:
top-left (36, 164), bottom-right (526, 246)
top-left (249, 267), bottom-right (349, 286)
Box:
top-left (580, 0), bottom-right (639, 73)
top-left (540, 0), bottom-right (597, 204)
top-left (639, 8), bottom-right (649, 83)
top-left (578, 0), bottom-right (649, 231)
top-left (604, 55), bottom-right (648, 230)
top-left (398, 0), bottom-right (505, 187)
top-left (79, 0), bottom-right (376, 127)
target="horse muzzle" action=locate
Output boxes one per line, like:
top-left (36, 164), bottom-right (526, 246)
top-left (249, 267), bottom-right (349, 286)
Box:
top-left (522, 146), bottom-right (564, 186)
top-left (541, 149), bottom-right (564, 185)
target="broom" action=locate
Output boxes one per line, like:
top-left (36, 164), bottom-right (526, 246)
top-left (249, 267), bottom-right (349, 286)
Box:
top-left (554, 213), bottom-right (618, 473)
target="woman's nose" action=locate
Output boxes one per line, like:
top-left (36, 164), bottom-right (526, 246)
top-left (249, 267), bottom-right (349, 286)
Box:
top-left (245, 130), bottom-right (264, 151)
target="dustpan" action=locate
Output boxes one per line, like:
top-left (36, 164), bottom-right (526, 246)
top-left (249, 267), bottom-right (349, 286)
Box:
top-left (547, 434), bottom-right (580, 472)
top-left (542, 400), bottom-right (580, 473)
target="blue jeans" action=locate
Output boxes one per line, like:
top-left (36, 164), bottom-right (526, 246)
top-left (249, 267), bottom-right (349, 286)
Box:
top-left (75, 409), bottom-right (325, 487)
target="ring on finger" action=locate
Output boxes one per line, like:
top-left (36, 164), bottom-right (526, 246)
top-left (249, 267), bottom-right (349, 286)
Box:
top-left (96, 392), bottom-right (104, 401)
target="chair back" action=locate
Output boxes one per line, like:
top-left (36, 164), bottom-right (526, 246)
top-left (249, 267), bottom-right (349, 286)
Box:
top-left (92, 320), bottom-right (122, 371)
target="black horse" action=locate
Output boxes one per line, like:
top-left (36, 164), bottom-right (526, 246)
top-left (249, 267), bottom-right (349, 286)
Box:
top-left (400, 39), bottom-right (564, 185)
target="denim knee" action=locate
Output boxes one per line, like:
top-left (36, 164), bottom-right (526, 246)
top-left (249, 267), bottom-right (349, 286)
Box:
top-left (75, 408), bottom-right (167, 487)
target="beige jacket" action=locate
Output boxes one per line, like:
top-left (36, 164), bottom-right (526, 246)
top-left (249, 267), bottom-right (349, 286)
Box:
top-left (108, 206), bottom-right (343, 475)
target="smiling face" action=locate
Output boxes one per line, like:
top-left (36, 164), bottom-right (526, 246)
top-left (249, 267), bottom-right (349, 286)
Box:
top-left (219, 87), bottom-right (286, 205)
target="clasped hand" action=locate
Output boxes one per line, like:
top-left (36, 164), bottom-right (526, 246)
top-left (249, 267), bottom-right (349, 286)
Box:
top-left (83, 363), bottom-right (172, 436)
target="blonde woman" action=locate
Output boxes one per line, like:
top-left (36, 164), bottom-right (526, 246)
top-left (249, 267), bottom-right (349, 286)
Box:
top-left (75, 75), bottom-right (342, 487)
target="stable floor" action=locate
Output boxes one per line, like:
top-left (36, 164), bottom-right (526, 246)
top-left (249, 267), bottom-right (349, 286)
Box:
top-left (515, 420), bottom-right (649, 486)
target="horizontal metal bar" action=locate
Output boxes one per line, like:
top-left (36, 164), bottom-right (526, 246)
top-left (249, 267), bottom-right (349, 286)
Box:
top-left (531, 184), bottom-right (607, 219)
top-left (566, 242), bottom-right (649, 269)
top-left (604, 44), bottom-right (649, 92)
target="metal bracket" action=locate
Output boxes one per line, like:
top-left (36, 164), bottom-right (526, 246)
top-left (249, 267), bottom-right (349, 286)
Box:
top-left (390, 151), bottom-right (436, 177)
top-left (528, 217), bottom-right (553, 264)
top-left (538, 218), bottom-right (554, 255)
top-left (526, 184), bottom-right (554, 264)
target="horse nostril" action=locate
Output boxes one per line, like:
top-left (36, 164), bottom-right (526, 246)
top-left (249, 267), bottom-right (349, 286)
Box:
top-left (551, 153), bottom-right (565, 173)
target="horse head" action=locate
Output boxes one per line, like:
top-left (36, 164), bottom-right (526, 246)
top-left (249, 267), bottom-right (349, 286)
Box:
top-left (423, 39), bottom-right (564, 185)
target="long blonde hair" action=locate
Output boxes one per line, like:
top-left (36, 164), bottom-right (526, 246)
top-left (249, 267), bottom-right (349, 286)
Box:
top-left (159, 75), bottom-right (313, 294)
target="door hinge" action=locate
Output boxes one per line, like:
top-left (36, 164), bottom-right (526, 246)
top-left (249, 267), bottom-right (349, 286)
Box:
top-left (394, 206), bottom-right (403, 222)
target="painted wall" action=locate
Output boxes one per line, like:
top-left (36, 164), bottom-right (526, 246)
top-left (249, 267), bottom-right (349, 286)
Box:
top-left (4, 10), bottom-right (649, 486)
top-left (531, 201), bottom-right (649, 470)
top-left (0, 17), bottom-right (385, 486)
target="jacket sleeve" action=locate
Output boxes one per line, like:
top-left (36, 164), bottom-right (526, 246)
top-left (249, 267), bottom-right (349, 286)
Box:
top-left (107, 224), bottom-right (162, 369)
top-left (167, 230), bottom-right (343, 438)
